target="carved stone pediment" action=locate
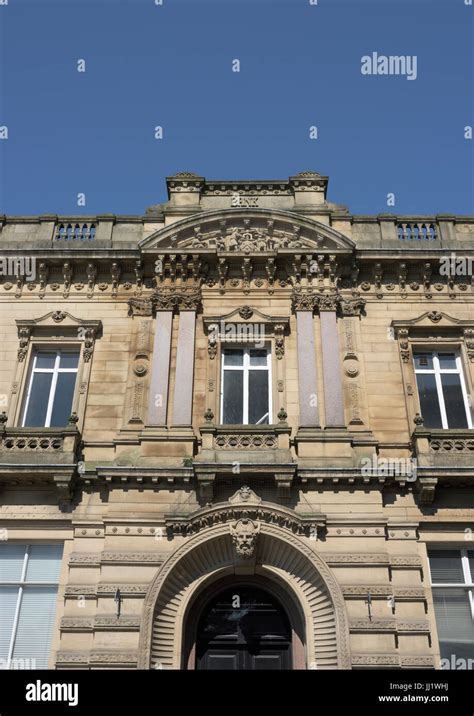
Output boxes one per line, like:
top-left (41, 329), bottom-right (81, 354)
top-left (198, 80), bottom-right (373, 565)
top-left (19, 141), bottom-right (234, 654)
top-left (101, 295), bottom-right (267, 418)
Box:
top-left (15, 312), bottom-right (102, 363)
top-left (392, 311), bottom-right (474, 332)
top-left (392, 312), bottom-right (474, 362)
top-left (16, 311), bottom-right (102, 333)
top-left (139, 209), bottom-right (354, 255)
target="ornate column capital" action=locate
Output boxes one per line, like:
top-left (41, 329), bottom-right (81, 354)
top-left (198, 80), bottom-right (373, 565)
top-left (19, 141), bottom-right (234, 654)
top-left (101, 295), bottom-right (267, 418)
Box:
top-left (291, 289), bottom-right (365, 317)
top-left (128, 288), bottom-right (202, 317)
top-left (154, 288), bottom-right (202, 313)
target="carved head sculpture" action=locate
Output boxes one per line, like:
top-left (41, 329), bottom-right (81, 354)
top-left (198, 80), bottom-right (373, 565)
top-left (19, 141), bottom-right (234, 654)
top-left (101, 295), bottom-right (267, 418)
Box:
top-left (230, 516), bottom-right (260, 559)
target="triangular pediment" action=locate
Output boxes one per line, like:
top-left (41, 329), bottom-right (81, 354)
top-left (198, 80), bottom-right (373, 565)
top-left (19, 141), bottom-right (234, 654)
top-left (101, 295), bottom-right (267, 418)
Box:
top-left (140, 209), bottom-right (354, 254)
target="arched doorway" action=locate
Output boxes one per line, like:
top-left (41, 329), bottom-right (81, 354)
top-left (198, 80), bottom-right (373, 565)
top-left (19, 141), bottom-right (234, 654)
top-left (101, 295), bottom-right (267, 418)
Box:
top-left (138, 521), bottom-right (352, 670)
top-left (195, 584), bottom-right (292, 670)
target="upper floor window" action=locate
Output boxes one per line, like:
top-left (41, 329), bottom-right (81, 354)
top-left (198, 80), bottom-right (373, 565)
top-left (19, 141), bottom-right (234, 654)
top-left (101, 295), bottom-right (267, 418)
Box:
top-left (429, 549), bottom-right (474, 666)
top-left (414, 351), bottom-right (472, 429)
top-left (221, 347), bottom-right (271, 425)
top-left (22, 350), bottom-right (79, 428)
top-left (0, 543), bottom-right (63, 669)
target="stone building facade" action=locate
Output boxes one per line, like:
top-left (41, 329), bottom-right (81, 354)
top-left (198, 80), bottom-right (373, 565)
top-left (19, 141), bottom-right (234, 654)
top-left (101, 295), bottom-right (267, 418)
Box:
top-left (0, 171), bottom-right (473, 670)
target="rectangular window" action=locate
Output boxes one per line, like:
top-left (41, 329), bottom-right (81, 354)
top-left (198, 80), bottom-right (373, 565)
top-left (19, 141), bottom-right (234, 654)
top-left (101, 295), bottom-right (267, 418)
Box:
top-left (414, 351), bottom-right (472, 429)
top-left (221, 347), bottom-right (271, 425)
top-left (22, 350), bottom-right (79, 428)
top-left (0, 544), bottom-right (63, 669)
top-left (429, 549), bottom-right (474, 664)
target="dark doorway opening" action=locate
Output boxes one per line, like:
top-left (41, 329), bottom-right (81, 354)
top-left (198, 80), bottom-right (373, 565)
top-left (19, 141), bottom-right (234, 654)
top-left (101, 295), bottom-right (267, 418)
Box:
top-left (195, 585), bottom-right (292, 670)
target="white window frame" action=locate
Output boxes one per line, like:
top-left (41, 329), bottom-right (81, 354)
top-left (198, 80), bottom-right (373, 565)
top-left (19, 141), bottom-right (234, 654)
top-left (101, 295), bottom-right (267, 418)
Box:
top-left (428, 548), bottom-right (474, 621)
top-left (414, 350), bottom-right (472, 429)
top-left (220, 345), bottom-right (272, 425)
top-left (21, 349), bottom-right (79, 428)
top-left (0, 544), bottom-right (62, 670)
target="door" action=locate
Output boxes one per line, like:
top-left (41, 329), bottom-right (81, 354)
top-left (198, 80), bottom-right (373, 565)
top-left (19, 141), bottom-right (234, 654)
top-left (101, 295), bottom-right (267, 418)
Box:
top-left (196, 586), bottom-right (292, 670)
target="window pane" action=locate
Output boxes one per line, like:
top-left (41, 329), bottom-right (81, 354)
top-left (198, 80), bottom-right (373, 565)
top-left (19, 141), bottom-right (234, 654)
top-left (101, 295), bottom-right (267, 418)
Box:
top-left (441, 374), bottom-right (469, 429)
top-left (49, 373), bottom-right (76, 427)
top-left (59, 352), bottom-right (79, 370)
top-left (34, 353), bottom-right (56, 370)
top-left (0, 545), bottom-right (26, 581)
top-left (0, 586), bottom-right (18, 661)
top-left (433, 588), bottom-right (474, 662)
top-left (249, 350), bottom-right (267, 367)
top-left (222, 371), bottom-right (243, 423)
top-left (414, 353), bottom-right (434, 370)
top-left (438, 354), bottom-right (457, 370)
top-left (26, 545), bottom-right (63, 582)
top-left (23, 373), bottom-right (53, 427)
top-left (249, 370), bottom-right (269, 424)
top-left (429, 551), bottom-right (464, 583)
top-left (12, 586), bottom-right (59, 669)
top-left (416, 373), bottom-right (443, 428)
top-left (223, 350), bottom-right (243, 366)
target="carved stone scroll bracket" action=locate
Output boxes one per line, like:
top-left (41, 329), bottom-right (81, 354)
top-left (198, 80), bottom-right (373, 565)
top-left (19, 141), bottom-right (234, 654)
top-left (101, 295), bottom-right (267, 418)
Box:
top-left (195, 470), bottom-right (215, 503)
top-left (416, 477), bottom-right (438, 505)
top-left (274, 472), bottom-right (294, 500)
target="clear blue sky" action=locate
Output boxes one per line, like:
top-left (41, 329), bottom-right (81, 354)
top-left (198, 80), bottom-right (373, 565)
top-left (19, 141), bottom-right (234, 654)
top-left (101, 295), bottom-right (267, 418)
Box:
top-left (0, 0), bottom-right (473, 216)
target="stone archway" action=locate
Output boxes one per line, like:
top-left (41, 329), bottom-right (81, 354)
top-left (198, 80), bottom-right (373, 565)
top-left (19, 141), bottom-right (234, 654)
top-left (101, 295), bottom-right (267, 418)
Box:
top-left (137, 523), bottom-right (351, 670)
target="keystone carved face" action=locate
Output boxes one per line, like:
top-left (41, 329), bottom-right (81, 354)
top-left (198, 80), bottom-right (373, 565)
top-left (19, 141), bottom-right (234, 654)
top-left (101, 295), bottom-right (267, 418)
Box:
top-left (230, 518), bottom-right (260, 559)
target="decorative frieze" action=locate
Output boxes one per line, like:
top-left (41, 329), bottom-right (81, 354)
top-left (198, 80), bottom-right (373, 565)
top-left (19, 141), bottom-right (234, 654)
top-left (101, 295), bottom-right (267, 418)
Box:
top-left (68, 551), bottom-right (167, 567)
top-left (60, 616), bottom-right (141, 632)
top-left (324, 553), bottom-right (390, 566)
top-left (56, 651), bottom-right (138, 667)
top-left (65, 584), bottom-right (149, 598)
top-left (352, 654), bottom-right (400, 667)
top-left (341, 585), bottom-right (426, 602)
top-left (350, 619), bottom-right (430, 634)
